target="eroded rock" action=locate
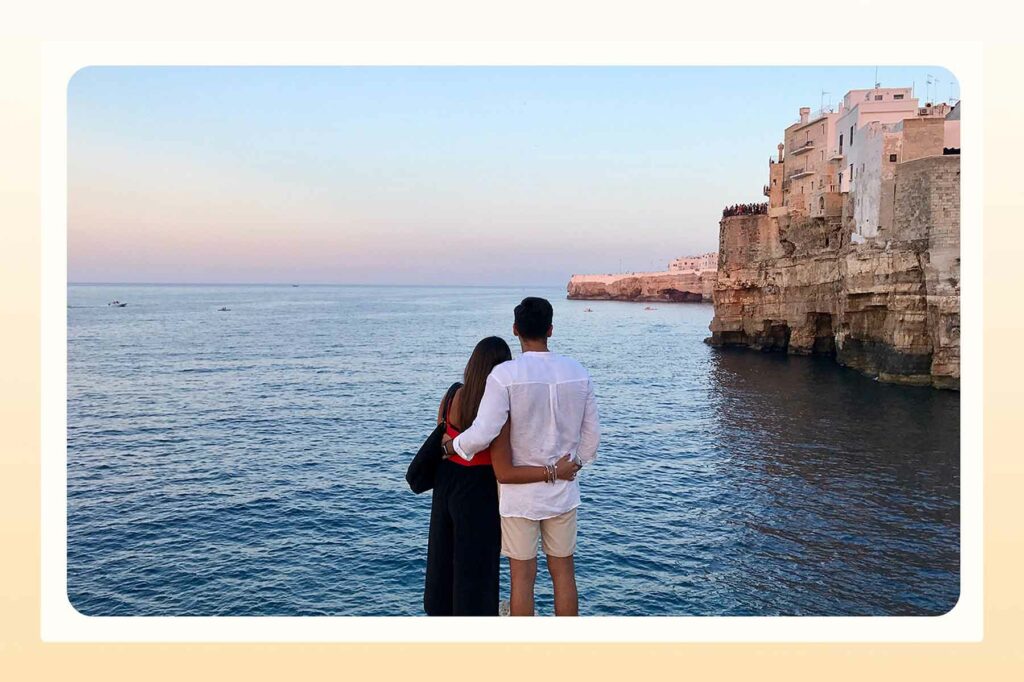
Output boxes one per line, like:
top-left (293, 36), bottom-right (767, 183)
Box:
top-left (707, 155), bottom-right (960, 390)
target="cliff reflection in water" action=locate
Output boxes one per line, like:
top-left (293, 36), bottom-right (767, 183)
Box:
top-left (701, 349), bottom-right (958, 614)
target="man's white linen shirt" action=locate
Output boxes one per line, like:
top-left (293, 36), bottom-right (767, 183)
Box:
top-left (452, 350), bottom-right (600, 520)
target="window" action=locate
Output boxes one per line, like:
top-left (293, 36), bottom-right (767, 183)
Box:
top-left (874, 95), bottom-right (883, 101)
top-left (821, 151), bottom-right (825, 161)
top-left (850, 163), bottom-right (854, 180)
top-left (839, 133), bottom-right (844, 154)
top-left (889, 153), bottom-right (898, 162)
top-left (819, 197), bottom-right (825, 211)
top-left (894, 94), bottom-right (904, 100)
top-left (850, 126), bottom-right (854, 145)
top-left (839, 171), bottom-right (843, 185)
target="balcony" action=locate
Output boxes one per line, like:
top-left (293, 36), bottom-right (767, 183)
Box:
top-left (830, 150), bottom-right (844, 161)
top-left (789, 169), bottom-right (815, 180)
top-left (790, 141), bottom-right (815, 156)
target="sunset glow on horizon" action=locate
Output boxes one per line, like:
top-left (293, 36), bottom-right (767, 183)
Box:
top-left (68, 65), bottom-right (958, 286)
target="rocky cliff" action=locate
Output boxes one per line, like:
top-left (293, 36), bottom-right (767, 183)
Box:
top-left (707, 155), bottom-right (960, 389)
top-left (567, 270), bottom-right (714, 302)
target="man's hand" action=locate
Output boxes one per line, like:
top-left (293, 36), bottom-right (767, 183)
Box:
top-left (554, 453), bottom-right (582, 481)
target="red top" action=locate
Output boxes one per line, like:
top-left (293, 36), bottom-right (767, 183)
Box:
top-left (445, 392), bottom-right (492, 467)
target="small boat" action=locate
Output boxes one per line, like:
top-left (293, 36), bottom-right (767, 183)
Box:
top-left (583, 307), bottom-right (593, 313)
top-left (644, 306), bottom-right (657, 311)
top-left (107, 300), bottom-right (127, 307)
top-left (217, 307), bottom-right (231, 312)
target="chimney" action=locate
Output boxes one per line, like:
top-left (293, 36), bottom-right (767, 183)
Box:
top-left (799, 107), bottom-right (810, 124)
top-left (778, 142), bottom-right (785, 163)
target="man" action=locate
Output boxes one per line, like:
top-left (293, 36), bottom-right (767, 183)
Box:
top-left (440, 297), bottom-right (600, 616)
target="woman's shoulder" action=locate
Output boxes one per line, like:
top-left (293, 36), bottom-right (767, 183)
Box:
top-left (438, 383), bottom-right (463, 411)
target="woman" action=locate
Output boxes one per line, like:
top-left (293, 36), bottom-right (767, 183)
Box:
top-left (424, 336), bottom-right (578, 616)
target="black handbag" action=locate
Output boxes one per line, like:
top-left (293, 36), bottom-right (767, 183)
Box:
top-left (406, 381), bottom-right (462, 494)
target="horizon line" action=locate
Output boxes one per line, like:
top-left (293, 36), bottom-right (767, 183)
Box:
top-left (67, 281), bottom-right (568, 289)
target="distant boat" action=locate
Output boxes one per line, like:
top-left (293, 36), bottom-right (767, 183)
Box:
top-left (583, 307), bottom-right (593, 313)
top-left (644, 306), bottom-right (657, 311)
top-left (291, 284), bottom-right (299, 287)
top-left (107, 300), bottom-right (127, 307)
top-left (217, 307), bottom-right (231, 312)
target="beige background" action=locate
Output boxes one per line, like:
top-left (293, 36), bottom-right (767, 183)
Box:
top-left (2, 16), bottom-right (1022, 680)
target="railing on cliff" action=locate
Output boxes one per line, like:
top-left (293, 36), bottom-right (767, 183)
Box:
top-left (722, 202), bottom-right (768, 218)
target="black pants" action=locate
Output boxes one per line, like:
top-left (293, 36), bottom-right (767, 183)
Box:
top-left (424, 459), bottom-right (501, 616)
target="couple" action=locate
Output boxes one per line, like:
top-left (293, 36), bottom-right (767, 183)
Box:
top-left (425, 296), bottom-right (600, 616)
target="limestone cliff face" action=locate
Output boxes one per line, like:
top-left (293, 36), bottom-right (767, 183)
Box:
top-left (567, 271), bottom-right (714, 302)
top-left (708, 155), bottom-right (959, 389)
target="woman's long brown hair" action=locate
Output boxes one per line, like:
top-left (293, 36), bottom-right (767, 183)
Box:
top-left (457, 336), bottom-right (512, 429)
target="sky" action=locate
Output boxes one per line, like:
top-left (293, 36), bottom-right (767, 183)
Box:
top-left (68, 65), bottom-right (958, 286)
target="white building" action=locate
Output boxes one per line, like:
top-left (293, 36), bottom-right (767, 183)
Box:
top-left (834, 88), bottom-right (919, 193)
top-left (669, 252), bottom-right (718, 273)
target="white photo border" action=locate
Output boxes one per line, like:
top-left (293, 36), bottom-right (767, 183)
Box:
top-left (41, 41), bottom-right (983, 642)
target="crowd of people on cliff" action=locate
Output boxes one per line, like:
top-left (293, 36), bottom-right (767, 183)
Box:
top-left (721, 202), bottom-right (768, 218)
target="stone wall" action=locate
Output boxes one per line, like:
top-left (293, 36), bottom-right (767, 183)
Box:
top-left (707, 155), bottom-right (960, 389)
top-left (899, 155), bottom-right (961, 388)
top-left (567, 270), bottom-right (714, 302)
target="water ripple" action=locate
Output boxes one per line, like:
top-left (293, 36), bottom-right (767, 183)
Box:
top-left (67, 285), bottom-right (959, 616)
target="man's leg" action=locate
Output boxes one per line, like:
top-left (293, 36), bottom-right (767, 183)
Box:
top-left (501, 515), bottom-right (540, 616)
top-left (540, 508), bottom-right (579, 616)
top-left (508, 557), bottom-right (537, 616)
top-left (546, 554), bottom-right (578, 616)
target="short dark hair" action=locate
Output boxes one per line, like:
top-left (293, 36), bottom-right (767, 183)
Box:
top-left (514, 297), bottom-right (553, 340)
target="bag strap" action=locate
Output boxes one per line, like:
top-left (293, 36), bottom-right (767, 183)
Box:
top-left (442, 382), bottom-right (462, 427)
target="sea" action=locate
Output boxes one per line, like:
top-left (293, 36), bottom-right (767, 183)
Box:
top-left (67, 284), bottom-right (960, 616)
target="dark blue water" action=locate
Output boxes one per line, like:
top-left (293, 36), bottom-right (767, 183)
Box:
top-left (67, 284), bottom-right (959, 616)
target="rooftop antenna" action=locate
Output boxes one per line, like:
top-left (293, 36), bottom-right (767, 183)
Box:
top-left (820, 89), bottom-right (832, 112)
top-left (874, 66), bottom-right (880, 88)
top-left (926, 73), bottom-right (935, 104)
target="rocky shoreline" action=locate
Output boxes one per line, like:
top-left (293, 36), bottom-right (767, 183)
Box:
top-left (566, 271), bottom-right (714, 303)
top-left (706, 155), bottom-right (960, 390)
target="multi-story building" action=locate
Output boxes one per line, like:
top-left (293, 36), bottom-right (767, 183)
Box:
top-left (848, 116), bottom-right (948, 241)
top-left (669, 252), bottom-right (718, 273)
top-left (780, 107), bottom-right (841, 218)
top-left (834, 88), bottom-right (919, 193)
top-left (767, 86), bottom-right (962, 241)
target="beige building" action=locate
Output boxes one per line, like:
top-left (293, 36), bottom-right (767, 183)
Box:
top-left (780, 107), bottom-right (841, 218)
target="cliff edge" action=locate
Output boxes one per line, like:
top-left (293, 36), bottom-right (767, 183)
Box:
top-left (707, 155), bottom-right (960, 389)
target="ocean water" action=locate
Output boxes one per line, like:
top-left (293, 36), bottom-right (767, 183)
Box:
top-left (67, 284), bottom-right (960, 616)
